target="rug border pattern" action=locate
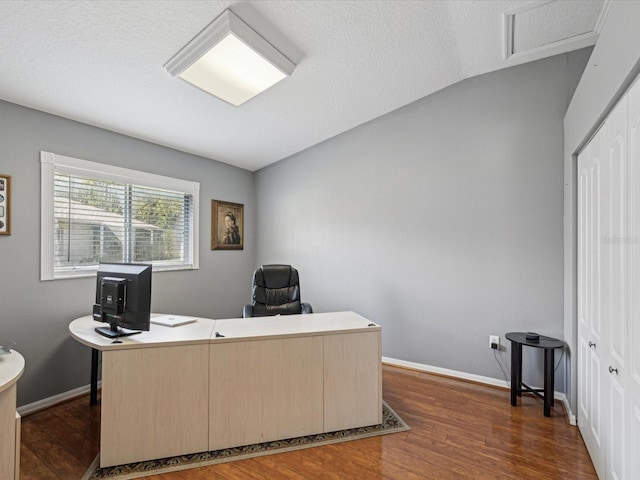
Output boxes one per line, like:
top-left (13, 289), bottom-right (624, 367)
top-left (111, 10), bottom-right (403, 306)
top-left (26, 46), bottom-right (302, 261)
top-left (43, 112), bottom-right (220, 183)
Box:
top-left (83, 400), bottom-right (409, 480)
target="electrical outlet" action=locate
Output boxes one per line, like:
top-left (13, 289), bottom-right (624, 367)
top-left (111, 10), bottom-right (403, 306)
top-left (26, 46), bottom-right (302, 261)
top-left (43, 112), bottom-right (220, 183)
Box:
top-left (489, 335), bottom-right (500, 349)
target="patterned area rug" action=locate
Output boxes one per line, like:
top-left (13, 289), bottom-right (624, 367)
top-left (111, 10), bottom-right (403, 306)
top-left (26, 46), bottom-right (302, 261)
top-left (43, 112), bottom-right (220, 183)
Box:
top-left (82, 401), bottom-right (409, 480)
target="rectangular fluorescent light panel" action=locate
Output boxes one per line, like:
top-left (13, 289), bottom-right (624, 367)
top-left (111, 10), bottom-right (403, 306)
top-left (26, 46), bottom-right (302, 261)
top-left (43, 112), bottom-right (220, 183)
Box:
top-left (165, 10), bottom-right (295, 107)
top-left (179, 33), bottom-right (287, 107)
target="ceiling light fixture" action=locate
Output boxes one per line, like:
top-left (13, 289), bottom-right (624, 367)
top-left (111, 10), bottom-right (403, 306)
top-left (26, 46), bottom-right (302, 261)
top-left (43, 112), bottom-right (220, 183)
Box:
top-left (164, 9), bottom-right (295, 107)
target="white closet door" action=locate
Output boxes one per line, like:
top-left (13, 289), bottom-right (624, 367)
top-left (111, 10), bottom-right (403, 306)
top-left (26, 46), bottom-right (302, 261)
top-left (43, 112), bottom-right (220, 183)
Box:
top-left (578, 76), bottom-right (640, 480)
top-left (578, 125), bottom-right (606, 480)
top-left (604, 96), bottom-right (628, 480)
top-left (626, 78), bottom-right (640, 480)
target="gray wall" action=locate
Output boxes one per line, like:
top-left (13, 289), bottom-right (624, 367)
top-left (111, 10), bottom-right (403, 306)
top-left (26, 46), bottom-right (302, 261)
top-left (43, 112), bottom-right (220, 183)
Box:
top-left (563, 1), bottom-right (640, 411)
top-left (255, 49), bottom-right (591, 388)
top-left (0, 33), bottom-right (604, 409)
top-left (0, 100), bottom-right (255, 406)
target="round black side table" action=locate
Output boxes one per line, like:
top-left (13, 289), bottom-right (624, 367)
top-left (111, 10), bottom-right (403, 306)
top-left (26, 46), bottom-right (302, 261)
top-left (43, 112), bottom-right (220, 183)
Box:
top-left (505, 332), bottom-right (563, 417)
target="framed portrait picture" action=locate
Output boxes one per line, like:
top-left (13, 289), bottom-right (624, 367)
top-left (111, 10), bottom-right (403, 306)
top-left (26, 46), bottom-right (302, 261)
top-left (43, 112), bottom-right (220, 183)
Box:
top-left (0, 174), bottom-right (10, 235)
top-left (211, 200), bottom-right (243, 250)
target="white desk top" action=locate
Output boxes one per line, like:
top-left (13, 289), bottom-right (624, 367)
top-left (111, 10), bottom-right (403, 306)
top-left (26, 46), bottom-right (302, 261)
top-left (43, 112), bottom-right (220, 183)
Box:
top-left (0, 350), bottom-right (25, 394)
top-left (70, 311), bottom-right (380, 350)
top-left (69, 314), bottom-right (216, 351)
top-left (212, 311), bottom-right (380, 342)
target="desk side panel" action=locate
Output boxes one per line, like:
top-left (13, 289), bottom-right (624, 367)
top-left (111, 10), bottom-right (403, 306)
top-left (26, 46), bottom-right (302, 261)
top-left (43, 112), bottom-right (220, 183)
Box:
top-left (324, 331), bottom-right (382, 431)
top-left (209, 337), bottom-right (324, 450)
top-left (100, 345), bottom-right (209, 467)
top-left (0, 383), bottom-right (17, 480)
top-left (14, 412), bottom-right (20, 480)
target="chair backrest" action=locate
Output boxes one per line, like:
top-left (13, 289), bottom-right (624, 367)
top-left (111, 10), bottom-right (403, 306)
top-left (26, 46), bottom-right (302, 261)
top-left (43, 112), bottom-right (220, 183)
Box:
top-left (250, 264), bottom-right (302, 316)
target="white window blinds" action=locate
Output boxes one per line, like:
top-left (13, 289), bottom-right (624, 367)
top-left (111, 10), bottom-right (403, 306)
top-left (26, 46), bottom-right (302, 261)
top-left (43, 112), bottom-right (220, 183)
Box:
top-left (41, 152), bottom-right (199, 280)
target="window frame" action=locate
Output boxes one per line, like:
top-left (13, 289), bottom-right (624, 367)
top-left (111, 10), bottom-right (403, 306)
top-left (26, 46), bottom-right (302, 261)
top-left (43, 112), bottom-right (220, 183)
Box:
top-left (41, 151), bottom-right (200, 281)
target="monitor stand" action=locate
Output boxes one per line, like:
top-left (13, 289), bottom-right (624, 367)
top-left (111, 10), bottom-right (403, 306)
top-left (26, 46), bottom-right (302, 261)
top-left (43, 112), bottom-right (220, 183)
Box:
top-left (95, 324), bottom-right (142, 340)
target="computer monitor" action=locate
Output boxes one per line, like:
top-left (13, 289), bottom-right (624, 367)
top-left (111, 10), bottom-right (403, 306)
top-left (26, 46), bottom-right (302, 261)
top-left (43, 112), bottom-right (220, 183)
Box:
top-left (93, 262), bottom-right (152, 340)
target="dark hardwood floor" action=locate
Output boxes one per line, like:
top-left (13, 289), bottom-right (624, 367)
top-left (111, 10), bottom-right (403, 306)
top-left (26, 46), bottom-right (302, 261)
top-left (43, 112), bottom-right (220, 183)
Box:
top-left (20, 364), bottom-right (597, 479)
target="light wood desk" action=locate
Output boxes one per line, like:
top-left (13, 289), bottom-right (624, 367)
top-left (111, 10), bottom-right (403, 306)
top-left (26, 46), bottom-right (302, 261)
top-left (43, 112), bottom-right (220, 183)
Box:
top-left (0, 349), bottom-right (24, 480)
top-left (69, 311), bottom-right (381, 468)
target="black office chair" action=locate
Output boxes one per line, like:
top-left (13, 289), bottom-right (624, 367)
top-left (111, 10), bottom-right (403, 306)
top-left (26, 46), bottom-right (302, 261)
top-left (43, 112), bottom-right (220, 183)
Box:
top-left (243, 264), bottom-right (313, 318)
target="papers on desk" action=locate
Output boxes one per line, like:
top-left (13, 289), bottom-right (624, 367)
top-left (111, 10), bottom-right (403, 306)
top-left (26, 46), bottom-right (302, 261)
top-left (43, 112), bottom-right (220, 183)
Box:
top-left (151, 315), bottom-right (197, 327)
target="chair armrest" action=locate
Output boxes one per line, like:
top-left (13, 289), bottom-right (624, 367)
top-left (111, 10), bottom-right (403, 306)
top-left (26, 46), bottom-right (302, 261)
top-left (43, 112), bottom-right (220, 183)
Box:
top-left (243, 304), bottom-right (254, 318)
top-left (301, 303), bottom-right (313, 314)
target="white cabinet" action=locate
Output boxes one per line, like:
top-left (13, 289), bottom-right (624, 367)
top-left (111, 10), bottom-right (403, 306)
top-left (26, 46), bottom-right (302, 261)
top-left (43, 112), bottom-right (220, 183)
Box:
top-left (578, 77), bottom-right (640, 480)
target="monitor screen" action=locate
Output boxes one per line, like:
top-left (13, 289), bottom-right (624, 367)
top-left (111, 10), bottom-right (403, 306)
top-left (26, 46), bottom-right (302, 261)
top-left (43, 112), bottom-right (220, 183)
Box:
top-left (93, 262), bottom-right (152, 340)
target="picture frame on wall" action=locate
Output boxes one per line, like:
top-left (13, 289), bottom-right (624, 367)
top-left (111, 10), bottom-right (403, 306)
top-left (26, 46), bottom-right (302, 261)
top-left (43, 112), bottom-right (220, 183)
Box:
top-left (211, 200), bottom-right (244, 250)
top-left (0, 174), bottom-right (10, 235)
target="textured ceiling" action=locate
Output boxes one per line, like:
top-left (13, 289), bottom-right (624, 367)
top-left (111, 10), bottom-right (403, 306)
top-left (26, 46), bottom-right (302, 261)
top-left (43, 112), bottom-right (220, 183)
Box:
top-left (0, 0), bottom-right (606, 171)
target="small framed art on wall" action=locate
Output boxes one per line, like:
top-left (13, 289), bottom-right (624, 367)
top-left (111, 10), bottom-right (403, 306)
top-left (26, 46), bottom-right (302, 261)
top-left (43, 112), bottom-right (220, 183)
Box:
top-left (211, 200), bottom-right (243, 250)
top-left (0, 174), bottom-right (10, 235)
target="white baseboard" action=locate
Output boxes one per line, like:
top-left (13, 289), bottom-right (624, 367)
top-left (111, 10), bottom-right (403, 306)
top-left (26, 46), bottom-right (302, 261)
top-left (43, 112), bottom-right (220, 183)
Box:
top-left (17, 382), bottom-right (101, 416)
top-left (561, 396), bottom-right (577, 425)
top-left (382, 356), bottom-right (576, 424)
top-left (382, 356), bottom-right (510, 388)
